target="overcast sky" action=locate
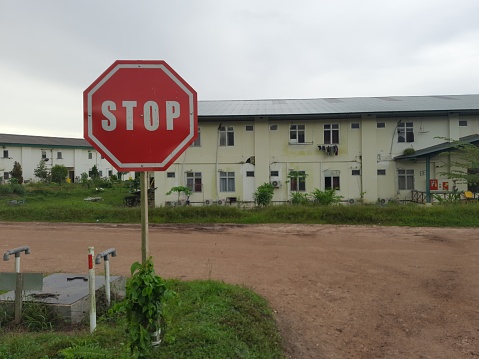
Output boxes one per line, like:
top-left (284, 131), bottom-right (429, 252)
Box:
top-left (1, 0), bottom-right (479, 138)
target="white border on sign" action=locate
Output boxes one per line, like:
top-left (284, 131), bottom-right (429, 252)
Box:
top-left (86, 63), bottom-right (195, 169)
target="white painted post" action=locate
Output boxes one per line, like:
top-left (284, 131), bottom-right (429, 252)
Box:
top-left (104, 257), bottom-right (111, 308)
top-left (88, 247), bottom-right (96, 333)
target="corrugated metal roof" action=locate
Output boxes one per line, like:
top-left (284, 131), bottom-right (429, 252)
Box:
top-left (394, 134), bottom-right (479, 160)
top-left (198, 94), bottom-right (479, 117)
top-left (0, 133), bottom-right (91, 148)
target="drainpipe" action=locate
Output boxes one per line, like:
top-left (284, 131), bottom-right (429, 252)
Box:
top-left (426, 155), bottom-right (431, 203)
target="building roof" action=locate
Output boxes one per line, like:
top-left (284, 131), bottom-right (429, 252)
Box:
top-left (394, 134), bottom-right (479, 160)
top-left (199, 94), bottom-right (479, 118)
top-left (2, 94), bottom-right (479, 147)
top-left (0, 133), bottom-right (91, 148)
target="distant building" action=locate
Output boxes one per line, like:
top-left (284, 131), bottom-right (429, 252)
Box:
top-left (0, 133), bottom-right (132, 183)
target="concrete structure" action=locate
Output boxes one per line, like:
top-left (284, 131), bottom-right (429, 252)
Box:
top-left (2, 94), bottom-right (479, 204)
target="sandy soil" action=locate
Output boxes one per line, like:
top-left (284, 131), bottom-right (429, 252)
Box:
top-left (1, 222), bottom-right (479, 359)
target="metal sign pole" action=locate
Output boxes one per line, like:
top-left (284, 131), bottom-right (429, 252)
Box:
top-left (141, 172), bottom-right (149, 264)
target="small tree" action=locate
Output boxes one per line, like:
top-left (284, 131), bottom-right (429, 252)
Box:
top-left (34, 160), bottom-right (50, 182)
top-left (253, 183), bottom-right (275, 206)
top-left (90, 165), bottom-right (100, 179)
top-left (166, 186), bottom-right (192, 204)
top-left (311, 188), bottom-right (343, 205)
top-left (436, 138), bottom-right (479, 187)
top-left (10, 161), bottom-right (23, 184)
top-left (51, 165), bottom-right (68, 184)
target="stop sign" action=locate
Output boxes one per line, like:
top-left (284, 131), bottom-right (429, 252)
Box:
top-left (83, 60), bottom-right (197, 172)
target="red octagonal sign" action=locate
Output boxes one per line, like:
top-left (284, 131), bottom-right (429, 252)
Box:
top-left (83, 60), bottom-right (197, 172)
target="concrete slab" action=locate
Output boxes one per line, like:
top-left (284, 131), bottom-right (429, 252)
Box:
top-left (0, 273), bottom-right (126, 323)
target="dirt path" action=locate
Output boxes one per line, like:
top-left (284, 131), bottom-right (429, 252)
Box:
top-left (1, 222), bottom-right (479, 358)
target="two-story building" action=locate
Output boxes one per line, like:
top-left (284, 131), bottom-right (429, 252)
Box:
top-left (156, 94), bottom-right (479, 206)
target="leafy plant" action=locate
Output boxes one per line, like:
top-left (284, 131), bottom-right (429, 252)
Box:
top-left (290, 191), bottom-right (309, 205)
top-left (11, 161), bottom-right (24, 184)
top-left (310, 188), bottom-right (342, 205)
top-left (119, 258), bottom-right (175, 358)
top-left (253, 183), bottom-right (275, 207)
top-left (166, 186), bottom-right (192, 203)
top-left (51, 165), bottom-right (68, 184)
top-left (34, 160), bottom-right (50, 182)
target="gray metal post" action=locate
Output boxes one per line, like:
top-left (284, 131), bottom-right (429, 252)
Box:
top-left (95, 248), bottom-right (117, 308)
top-left (3, 246), bottom-right (30, 325)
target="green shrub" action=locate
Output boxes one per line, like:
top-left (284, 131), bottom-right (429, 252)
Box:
top-left (253, 183), bottom-right (275, 206)
top-left (310, 188), bottom-right (342, 205)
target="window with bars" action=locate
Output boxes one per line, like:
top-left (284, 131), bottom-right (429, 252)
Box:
top-left (324, 170), bottom-right (340, 190)
top-left (289, 124), bottom-right (305, 143)
top-left (398, 169), bottom-right (414, 190)
top-left (219, 171), bottom-right (235, 192)
top-left (219, 126), bottom-right (234, 146)
top-left (186, 172), bottom-right (202, 192)
top-left (324, 124), bottom-right (339, 144)
top-left (397, 122), bottom-right (414, 143)
top-left (289, 171), bottom-right (306, 192)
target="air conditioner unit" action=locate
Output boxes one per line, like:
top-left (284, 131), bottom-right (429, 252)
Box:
top-left (270, 180), bottom-right (282, 188)
top-left (216, 199), bottom-right (226, 205)
top-left (165, 201), bottom-right (176, 207)
top-left (348, 198), bottom-right (356, 205)
top-left (379, 198), bottom-right (388, 205)
top-left (204, 199), bottom-right (213, 205)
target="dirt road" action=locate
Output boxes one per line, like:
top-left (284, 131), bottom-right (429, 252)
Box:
top-left (1, 222), bottom-right (478, 358)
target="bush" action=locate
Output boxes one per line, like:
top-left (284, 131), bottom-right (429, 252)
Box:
top-left (311, 188), bottom-right (342, 205)
top-left (253, 183), bottom-right (275, 206)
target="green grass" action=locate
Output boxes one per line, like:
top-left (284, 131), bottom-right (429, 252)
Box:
top-left (1, 182), bottom-right (479, 226)
top-left (0, 280), bottom-right (284, 359)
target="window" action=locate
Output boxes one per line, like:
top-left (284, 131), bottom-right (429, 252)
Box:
top-left (166, 172), bottom-right (175, 178)
top-left (459, 120), bottom-right (468, 127)
top-left (3, 172), bottom-right (9, 180)
top-left (377, 122), bottom-right (386, 128)
top-left (41, 151), bottom-right (47, 159)
top-left (351, 170), bottom-right (360, 176)
top-left (246, 171), bottom-right (255, 177)
top-left (290, 124), bottom-right (305, 144)
top-left (108, 170), bottom-right (113, 177)
top-left (219, 126), bottom-right (234, 146)
top-left (219, 171), bottom-right (235, 192)
top-left (351, 123), bottom-right (360, 129)
top-left (191, 127), bottom-right (201, 147)
top-left (186, 172), bottom-right (202, 192)
top-left (398, 169), bottom-right (414, 190)
top-left (377, 169), bottom-right (386, 175)
top-left (88, 152), bottom-right (93, 160)
top-left (324, 124), bottom-right (339, 144)
top-left (270, 170), bottom-right (279, 177)
top-left (57, 152), bottom-right (63, 159)
top-left (2, 150), bottom-right (8, 158)
top-left (289, 171), bottom-right (306, 192)
top-left (245, 125), bottom-right (254, 131)
top-left (270, 124), bottom-right (278, 131)
top-left (324, 170), bottom-right (340, 190)
top-left (99, 171), bottom-right (103, 177)
top-left (397, 122), bottom-right (414, 143)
